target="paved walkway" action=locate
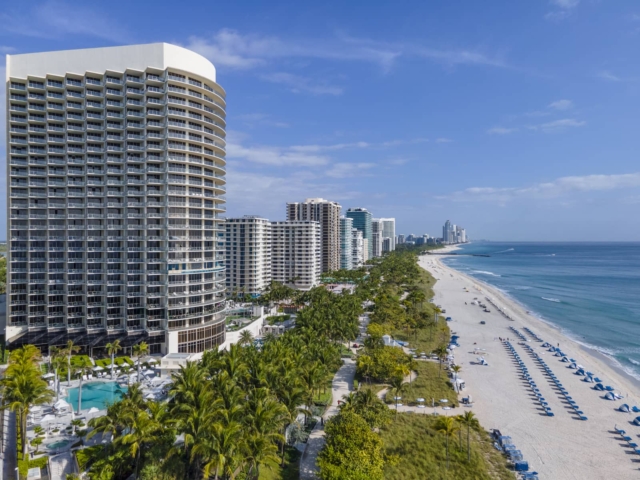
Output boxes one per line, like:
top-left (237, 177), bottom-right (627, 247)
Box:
top-left (50, 451), bottom-right (76, 480)
top-left (299, 358), bottom-right (356, 479)
top-left (1, 410), bottom-right (17, 480)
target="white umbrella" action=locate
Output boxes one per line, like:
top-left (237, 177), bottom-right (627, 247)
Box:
top-left (41, 414), bottom-right (57, 423)
top-left (93, 366), bottom-right (104, 371)
top-left (87, 407), bottom-right (100, 414)
top-left (416, 398), bottom-right (425, 402)
top-left (42, 373), bottom-right (55, 379)
top-left (148, 359), bottom-right (159, 364)
top-left (54, 399), bottom-right (70, 410)
top-left (143, 369), bottom-right (155, 375)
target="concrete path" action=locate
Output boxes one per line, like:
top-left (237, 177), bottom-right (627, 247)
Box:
top-left (1, 410), bottom-right (17, 480)
top-left (299, 358), bottom-right (356, 479)
top-left (49, 451), bottom-right (75, 480)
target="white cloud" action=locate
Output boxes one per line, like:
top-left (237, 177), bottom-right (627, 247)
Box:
top-left (226, 142), bottom-right (329, 167)
top-left (551, 0), bottom-right (580, 8)
top-left (529, 118), bottom-right (586, 133)
top-left (1, 1), bottom-right (128, 42)
top-left (186, 29), bottom-right (508, 73)
top-left (440, 172), bottom-right (640, 204)
top-left (260, 72), bottom-right (343, 96)
top-left (548, 99), bottom-right (573, 110)
top-left (487, 127), bottom-right (517, 135)
top-left (234, 113), bottom-right (289, 128)
top-left (596, 70), bottom-right (621, 82)
top-left (545, 0), bottom-right (580, 21)
top-left (325, 163), bottom-right (376, 178)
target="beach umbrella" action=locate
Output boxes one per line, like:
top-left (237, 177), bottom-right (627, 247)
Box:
top-left (93, 366), bottom-right (104, 371)
top-left (41, 414), bottom-right (57, 424)
top-left (416, 398), bottom-right (425, 402)
top-left (42, 372), bottom-right (55, 379)
top-left (87, 407), bottom-right (100, 414)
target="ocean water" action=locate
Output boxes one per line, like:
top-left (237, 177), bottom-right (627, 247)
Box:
top-left (441, 242), bottom-right (640, 380)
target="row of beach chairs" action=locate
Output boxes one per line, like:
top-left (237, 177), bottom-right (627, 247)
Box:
top-left (522, 344), bottom-right (587, 420)
top-left (508, 326), bottom-right (528, 342)
top-left (522, 327), bottom-right (543, 342)
top-left (504, 341), bottom-right (554, 417)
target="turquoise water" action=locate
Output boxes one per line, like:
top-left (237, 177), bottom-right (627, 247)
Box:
top-left (66, 381), bottom-right (127, 411)
top-left (441, 242), bottom-right (640, 380)
top-left (46, 439), bottom-right (72, 450)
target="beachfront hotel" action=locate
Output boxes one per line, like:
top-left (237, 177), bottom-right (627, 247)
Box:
top-left (224, 216), bottom-right (272, 297)
top-left (6, 43), bottom-right (227, 355)
top-left (339, 216), bottom-right (354, 270)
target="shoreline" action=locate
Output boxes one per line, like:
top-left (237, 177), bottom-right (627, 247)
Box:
top-left (420, 252), bottom-right (640, 479)
top-left (433, 247), bottom-right (640, 392)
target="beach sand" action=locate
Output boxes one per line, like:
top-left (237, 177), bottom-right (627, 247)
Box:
top-left (419, 250), bottom-right (640, 479)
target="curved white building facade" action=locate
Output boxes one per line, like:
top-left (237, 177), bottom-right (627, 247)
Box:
top-left (6, 43), bottom-right (227, 355)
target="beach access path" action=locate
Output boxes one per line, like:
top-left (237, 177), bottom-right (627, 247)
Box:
top-left (299, 313), bottom-right (368, 479)
top-left (421, 252), bottom-right (640, 479)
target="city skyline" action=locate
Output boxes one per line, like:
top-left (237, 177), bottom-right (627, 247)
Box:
top-left (1, 1), bottom-right (640, 240)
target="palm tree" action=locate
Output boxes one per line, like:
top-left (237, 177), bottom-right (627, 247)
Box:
top-left (105, 340), bottom-right (122, 380)
top-left (389, 376), bottom-right (407, 419)
top-left (1, 346), bottom-right (54, 458)
top-left (119, 408), bottom-right (163, 478)
top-left (458, 411), bottom-right (479, 462)
top-left (72, 357), bottom-right (94, 414)
top-left (132, 342), bottom-right (149, 383)
top-left (239, 329), bottom-right (254, 346)
top-left (434, 345), bottom-right (449, 377)
top-left (436, 416), bottom-right (459, 469)
top-left (49, 346), bottom-right (66, 401)
top-left (451, 364), bottom-right (462, 391)
top-left (62, 340), bottom-right (80, 387)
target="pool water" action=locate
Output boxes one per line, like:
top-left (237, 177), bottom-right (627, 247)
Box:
top-left (66, 382), bottom-right (127, 411)
top-left (47, 440), bottom-right (72, 450)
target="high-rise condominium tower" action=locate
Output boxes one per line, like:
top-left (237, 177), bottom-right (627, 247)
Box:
top-left (379, 218), bottom-right (396, 251)
top-left (6, 43), bottom-right (227, 355)
top-left (271, 221), bottom-right (321, 290)
top-left (286, 198), bottom-right (341, 273)
top-left (225, 216), bottom-right (271, 297)
top-left (339, 217), bottom-right (353, 270)
top-left (346, 208), bottom-right (372, 260)
top-left (371, 218), bottom-right (383, 258)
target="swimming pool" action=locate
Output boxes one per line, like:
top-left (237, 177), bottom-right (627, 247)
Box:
top-left (66, 382), bottom-right (128, 411)
top-left (46, 439), bottom-right (72, 450)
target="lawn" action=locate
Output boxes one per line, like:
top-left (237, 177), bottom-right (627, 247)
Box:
top-left (384, 360), bottom-right (458, 407)
top-left (259, 446), bottom-right (301, 480)
top-left (380, 413), bottom-right (513, 480)
top-left (95, 356), bottom-right (133, 368)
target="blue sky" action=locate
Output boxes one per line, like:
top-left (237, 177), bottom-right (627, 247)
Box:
top-left (3, 0), bottom-right (640, 240)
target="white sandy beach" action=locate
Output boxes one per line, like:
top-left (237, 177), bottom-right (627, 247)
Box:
top-left (419, 248), bottom-right (640, 479)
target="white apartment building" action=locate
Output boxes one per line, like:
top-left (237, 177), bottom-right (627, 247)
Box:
top-left (271, 221), bottom-right (321, 290)
top-left (224, 216), bottom-right (271, 297)
top-left (379, 218), bottom-right (396, 251)
top-left (286, 198), bottom-right (341, 273)
top-left (352, 228), bottom-right (364, 268)
top-left (339, 216), bottom-right (353, 270)
top-left (6, 43), bottom-right (227, 355)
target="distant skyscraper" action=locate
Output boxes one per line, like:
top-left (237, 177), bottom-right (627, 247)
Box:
top-left (397, 234), bottom-right (405, 245)
top-left (339, 217), bottom-right (353, 270)
top-left (443, 220), bottom-right (453, 243)
top-left (379, 218), bottom-right (396, 251)
top-left (346, 208), bottom-right (372, 260)
top-left (371, 218), bottom-right (383, 257)
top-left (351, 228), bottom-right (364, 268)
top-left (287, 198), bottom-right (341, 273)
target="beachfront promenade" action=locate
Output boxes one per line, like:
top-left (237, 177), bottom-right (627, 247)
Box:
top-left (422, 252), bottom-right (640, 479)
